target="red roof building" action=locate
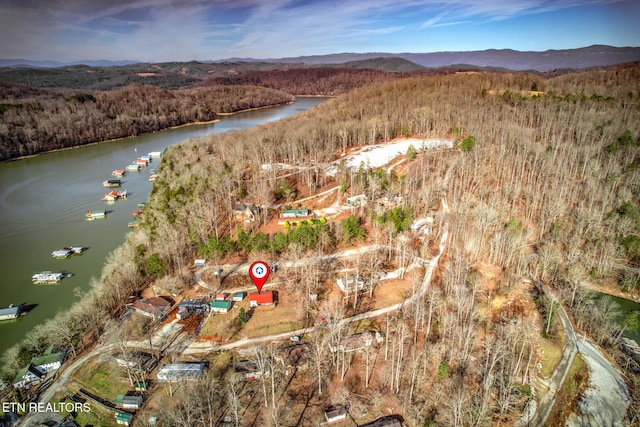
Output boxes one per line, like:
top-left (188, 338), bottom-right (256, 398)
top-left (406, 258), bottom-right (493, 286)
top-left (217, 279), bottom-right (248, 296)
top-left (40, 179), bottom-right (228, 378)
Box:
top-left (249, 291), bottom-right (277, 307)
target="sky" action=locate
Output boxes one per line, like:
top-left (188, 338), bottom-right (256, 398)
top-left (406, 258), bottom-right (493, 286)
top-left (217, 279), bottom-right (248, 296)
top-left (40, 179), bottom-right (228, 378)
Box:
top-left (1, 0), bottom-right (639, 63)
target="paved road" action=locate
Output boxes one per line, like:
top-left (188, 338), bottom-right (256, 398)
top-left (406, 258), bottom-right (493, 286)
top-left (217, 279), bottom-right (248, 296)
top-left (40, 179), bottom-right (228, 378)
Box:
top-left (565, 337), bottom-right (630, 426)
top-left (526, 276), bottom-right (578, 427)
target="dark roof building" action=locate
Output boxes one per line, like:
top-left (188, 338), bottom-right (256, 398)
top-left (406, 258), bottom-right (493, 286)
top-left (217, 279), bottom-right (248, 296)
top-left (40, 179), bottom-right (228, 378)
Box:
top-left (130, 296), bottom-right (173, 319)
top-left (324, 405), bottom-right (347, 424)
top-left (360, 415), bottom-right (404, 426)
top-left (177, 298), bottom-right (209, 318)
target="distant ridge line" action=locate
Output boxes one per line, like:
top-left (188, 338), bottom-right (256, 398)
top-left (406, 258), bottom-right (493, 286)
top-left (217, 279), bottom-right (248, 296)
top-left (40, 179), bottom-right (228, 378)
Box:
top-left (2, 45), bottom-right (639, 72)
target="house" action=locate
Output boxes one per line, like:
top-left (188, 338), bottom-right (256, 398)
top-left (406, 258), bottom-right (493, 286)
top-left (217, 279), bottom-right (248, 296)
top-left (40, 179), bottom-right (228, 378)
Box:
top-left (329, 332), bottom-right (375, 353)
top-left (410, 217), bottom-right (434, 236)
top-left (277, 344), bottom-right (310, 372)
top-left (177, 298), bottom-right (209, 319)
top-left (122, 394), bottom-right (143, 409)
top-left (324, 405), bottom-right (347, 424)
top-left (233, 204), bottom-right (256, 223)
top-left (233, 360), bottom-right (269, 380)
top-left (130, 296), bottom-right (173, 319)
top-left (13, 347), bottom-right (63, 389)
top-left (346, 194), bottom-right (368, 207)
top-left (249, 291), bottom-right (277, 307)
top-left (210, 299), bottom-right (232, 314)
top-left (13, 364), bottom-right (47, 389)
top-left (115, 412), bottom-right (133, 426)
top-left (360, 415), bottom-right (404, 427)
top-left (113, 351), bottom-right (157, 373)
top-left (157, 362), bottom-right (206, 382)
top-left (282, 209), bottom-right (311, 218)
top-left (215, 293), bottom-right (227, 300)
top-left (336, 275), bottom-right (366, 294)
top-left (232, 292), bottom-right (245, 301)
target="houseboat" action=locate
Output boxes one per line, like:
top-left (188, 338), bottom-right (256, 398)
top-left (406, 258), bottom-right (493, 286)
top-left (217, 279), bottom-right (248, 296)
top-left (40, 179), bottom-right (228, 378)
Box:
top-left (112, 169), bottom-right (126, 177)
top-left (86, 210), bottom-right (106, 220)
top-left (126, 164), bottom-right (141, 172)
top-left (102, 190), bottom-right (127, 202)
top-left (103, 179), bottom-right (122, 188)
top-left (132, 210), bottom-right (143, 216)
top-left (32, 271), bottom-right (65, 284)
top-left (67, 246), bottom-right (85, 254)
top-left (128, 221), bottom-right (138, 228)
top-left (0, 305), bottom-right (20, 321)
top-left (51, 248), bottom-right (74, 259)
top-left (148, 151), bottom-right (162, 159)
top-left (134, 158), bottom-right (148, 166)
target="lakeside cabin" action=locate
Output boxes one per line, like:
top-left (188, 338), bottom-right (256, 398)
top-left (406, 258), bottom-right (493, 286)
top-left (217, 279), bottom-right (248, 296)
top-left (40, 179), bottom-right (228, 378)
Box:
top-left (13, 347), bottom-right (63, 389)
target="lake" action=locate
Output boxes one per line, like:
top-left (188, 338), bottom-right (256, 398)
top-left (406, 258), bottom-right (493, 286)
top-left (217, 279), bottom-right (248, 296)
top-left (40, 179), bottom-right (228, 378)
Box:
top-left (0, 97), bottom-right (328, 363)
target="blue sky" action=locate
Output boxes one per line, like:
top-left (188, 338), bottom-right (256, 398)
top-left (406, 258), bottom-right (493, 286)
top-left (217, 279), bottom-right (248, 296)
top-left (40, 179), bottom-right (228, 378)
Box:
top-left (1, 0), bottom-right (638, 62)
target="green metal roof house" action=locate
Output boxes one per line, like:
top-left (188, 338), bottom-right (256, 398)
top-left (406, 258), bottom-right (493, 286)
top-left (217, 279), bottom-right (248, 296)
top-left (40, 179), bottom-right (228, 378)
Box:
top-left (116, 412), bottom-right (132, 425)
top-left (13, 347), bottom-right (63, 389)
top-left (210, 299), bottom-right (232, 313)
top-left (282, 209), bottom-right (311, 218)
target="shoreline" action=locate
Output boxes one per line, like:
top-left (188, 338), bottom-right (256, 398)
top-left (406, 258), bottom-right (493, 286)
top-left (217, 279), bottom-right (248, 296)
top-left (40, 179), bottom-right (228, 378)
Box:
top-left (0, 99), bottom-right (302, 164)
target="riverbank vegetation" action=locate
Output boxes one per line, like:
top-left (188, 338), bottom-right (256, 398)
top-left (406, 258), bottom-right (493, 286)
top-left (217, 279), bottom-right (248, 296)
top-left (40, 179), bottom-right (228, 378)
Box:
top-left (3, 63), bottom-right (640, 425)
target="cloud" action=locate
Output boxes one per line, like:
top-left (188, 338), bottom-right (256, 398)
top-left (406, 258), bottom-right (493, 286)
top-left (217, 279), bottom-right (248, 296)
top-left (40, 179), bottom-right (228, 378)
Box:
top-left (0, 0), bottom-right (633, 61)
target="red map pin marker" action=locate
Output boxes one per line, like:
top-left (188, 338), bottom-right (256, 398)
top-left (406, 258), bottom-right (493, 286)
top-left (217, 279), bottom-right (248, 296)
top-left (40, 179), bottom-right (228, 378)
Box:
top-left (249, 261), bottom-right (270, 293)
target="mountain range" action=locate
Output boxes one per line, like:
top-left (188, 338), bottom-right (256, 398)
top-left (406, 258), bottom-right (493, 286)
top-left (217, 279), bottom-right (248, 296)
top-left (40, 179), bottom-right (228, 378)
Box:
top-left (2, 45), bottom-right (639, 72)
top-left (269, 45), bottom-right (640, 71)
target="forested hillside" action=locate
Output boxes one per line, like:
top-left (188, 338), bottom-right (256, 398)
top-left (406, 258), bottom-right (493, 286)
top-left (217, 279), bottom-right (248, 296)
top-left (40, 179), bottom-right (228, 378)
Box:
top-left (3, 65), bottom-right (640, 425)
top-left (0, 83), bottom-right (294, 161)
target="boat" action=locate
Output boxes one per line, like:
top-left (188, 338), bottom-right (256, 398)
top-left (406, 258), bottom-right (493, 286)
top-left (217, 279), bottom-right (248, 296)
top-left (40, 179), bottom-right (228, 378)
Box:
top-left (132, 210), bottom-right (144, 216)
top-left (126, 164), bottom-right (141, 171)
top-left (0, 304), bottom-right (21, 321)
top-left (67, 246), bottom-right (86, 254)
top-left (112, 169), bottom-right (126, 177)
top-left (134, 158), bottom-right (148, 166)
top-left (139, 155), bottom-right (151, 163)
top-left (32, 271), bottom-right (65, 284)
top-left (86, 210), bottom-right (106, 220)
top-left (103, 179), bottom-right (122, 188)
top-left (137, 202), bottom-right (147, 209)
top-left (148, 151), bottom-right (163, 159)
top-left (51, 248), bottom-right (74, 259)
top-left (102, 190), bottom-right (127, 202)
top-left (128, 221), bottom-right (138, 228)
